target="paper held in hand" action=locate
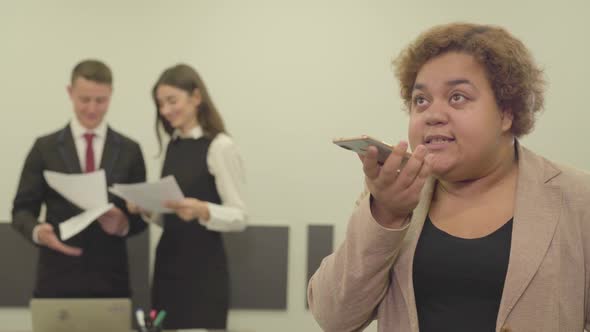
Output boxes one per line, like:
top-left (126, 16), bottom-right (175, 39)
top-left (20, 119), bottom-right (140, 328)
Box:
top-left (43, 170), bottom-right (113, 240)
top-left (109, 175), bottom-right (185, 214)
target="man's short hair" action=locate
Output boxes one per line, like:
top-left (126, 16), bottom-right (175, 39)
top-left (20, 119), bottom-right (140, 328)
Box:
top-left (71, 59), bottom-right (112, 85)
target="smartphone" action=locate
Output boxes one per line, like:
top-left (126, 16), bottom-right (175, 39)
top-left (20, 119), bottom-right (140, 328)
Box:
top-left (333, 135), bottom-right (411, 165)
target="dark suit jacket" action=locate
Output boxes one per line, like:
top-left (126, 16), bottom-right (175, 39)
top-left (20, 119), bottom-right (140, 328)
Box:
top-left (12, 123), bottom-right (147, 298)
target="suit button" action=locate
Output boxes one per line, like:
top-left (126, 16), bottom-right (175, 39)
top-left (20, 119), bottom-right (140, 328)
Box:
top-left (500, 327), bottom-right (511, 332)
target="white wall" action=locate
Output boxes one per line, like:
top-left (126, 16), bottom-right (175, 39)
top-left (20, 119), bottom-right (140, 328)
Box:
top-left (0, 1), bottom-right (589, 331)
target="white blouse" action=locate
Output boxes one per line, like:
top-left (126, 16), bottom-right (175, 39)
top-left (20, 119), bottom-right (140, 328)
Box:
top-left (163, 126), bottom-right (248, 232)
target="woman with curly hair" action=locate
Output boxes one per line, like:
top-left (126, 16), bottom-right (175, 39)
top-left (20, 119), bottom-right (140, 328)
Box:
top-left (308, 23), bottom-right (590, 332)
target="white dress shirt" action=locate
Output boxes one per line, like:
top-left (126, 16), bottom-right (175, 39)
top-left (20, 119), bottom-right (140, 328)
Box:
top-left (69, 117), bottom-right (107, 172)
top-left (162, 126), bottom-right (248, 232)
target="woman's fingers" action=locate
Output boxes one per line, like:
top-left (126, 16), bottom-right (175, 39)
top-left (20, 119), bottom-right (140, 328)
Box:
top-left (377, 141), bottom-right (408, 186)
top-left (406, 153), bottom-right (433, 197)
top-left (397, 145), bottom-right (427, 188)
top-left (362, 146), bottom-right (380, 180)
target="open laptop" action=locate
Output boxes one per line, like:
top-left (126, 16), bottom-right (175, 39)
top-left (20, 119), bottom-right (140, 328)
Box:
top-left (30, 298), bottom-right (131, 332)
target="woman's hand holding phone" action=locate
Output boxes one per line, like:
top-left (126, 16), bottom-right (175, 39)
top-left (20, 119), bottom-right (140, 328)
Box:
top-left (360, 141), bottom-right (432, 229)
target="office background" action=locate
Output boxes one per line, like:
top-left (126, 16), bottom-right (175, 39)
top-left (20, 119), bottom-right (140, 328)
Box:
top-left (0, 1), bottom-right (589, 331)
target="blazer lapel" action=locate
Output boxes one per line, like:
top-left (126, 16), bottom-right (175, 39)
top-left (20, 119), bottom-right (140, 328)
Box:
top-left (99, 127), bottom-right (121, 183)
top-left (391, 142), bottom-right (562, 331)
top-left (57, 124), bottom-right (82, 174)
top-left (496, 144), bottom-right (562, 328)
top-left (393, 177), bottom-right (436, 332)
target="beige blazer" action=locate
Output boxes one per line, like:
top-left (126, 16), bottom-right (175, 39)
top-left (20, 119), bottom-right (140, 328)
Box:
top-left (308, 144), bottom-right (590, 332)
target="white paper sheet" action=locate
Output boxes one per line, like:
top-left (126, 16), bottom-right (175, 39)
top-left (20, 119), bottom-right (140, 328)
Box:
top-left (44, 170), bottom-right (108, 208)
top-left (58, 203), bottom-right (114, 240)
top-left (109, 175), bottom-right (185, 213)
top-left (43, 170), bottom-right (111, 240)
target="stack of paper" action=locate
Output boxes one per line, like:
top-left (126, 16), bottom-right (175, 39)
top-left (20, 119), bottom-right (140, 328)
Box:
top-left (44, 170), bottom-right (113, 240)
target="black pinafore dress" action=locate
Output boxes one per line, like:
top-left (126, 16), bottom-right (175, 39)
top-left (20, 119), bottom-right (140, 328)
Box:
top-left (152, 137), bottom-right (229, 329)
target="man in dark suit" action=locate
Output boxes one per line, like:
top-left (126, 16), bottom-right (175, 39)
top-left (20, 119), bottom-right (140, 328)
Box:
top-left (11, 59), bottom-right (147, 298)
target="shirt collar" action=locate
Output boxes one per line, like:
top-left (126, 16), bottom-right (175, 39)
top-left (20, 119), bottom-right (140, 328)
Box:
top-left (171, 125), bottom-right (203, 140)
top-left (70, 117), bottom-right (108, 139)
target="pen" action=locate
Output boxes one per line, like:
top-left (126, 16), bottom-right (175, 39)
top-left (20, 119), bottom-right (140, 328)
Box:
top-left (135, 309), bottom-right (147, 332)
top-left (153, 310), bottom-right (167, 327)
top-left (145, 309), bottom-right (156, 328)
top-left (150, 309), bottom-right (157, 321)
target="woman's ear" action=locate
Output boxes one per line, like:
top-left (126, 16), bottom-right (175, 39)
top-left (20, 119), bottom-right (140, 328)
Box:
top-left (191, 88), bottom-right (202, 106)
top-left (500, 108), bottom-right (513, 132)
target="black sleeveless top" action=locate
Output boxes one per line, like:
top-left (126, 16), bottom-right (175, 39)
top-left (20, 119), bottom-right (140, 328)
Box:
top-left (152, 137), bottom-right (229, 329)
top-left (413, 216), bottom-right (513, 332)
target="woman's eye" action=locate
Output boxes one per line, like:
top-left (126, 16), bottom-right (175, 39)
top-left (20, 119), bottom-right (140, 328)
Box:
top-left (450, 94), bottom-right (466, 103)
top-left (414, 96), bottom-right (427, 106)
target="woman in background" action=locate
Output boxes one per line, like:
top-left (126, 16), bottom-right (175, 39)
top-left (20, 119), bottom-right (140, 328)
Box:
top-left (131, 64), bottom-right (247, 329)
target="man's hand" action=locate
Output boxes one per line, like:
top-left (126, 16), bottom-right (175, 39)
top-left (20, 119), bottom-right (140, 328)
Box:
top-left (97, 206), bottom-right (129, 236)
top-left (36, 223), bottom-right (83, 256)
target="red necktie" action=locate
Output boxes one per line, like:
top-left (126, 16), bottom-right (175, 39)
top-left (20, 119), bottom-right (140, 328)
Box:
top-left (83, 133), bottom-right (95, 173)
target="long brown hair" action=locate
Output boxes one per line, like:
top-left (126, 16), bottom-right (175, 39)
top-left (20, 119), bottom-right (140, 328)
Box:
top-left (153, 64), bottom-right (226, 154)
